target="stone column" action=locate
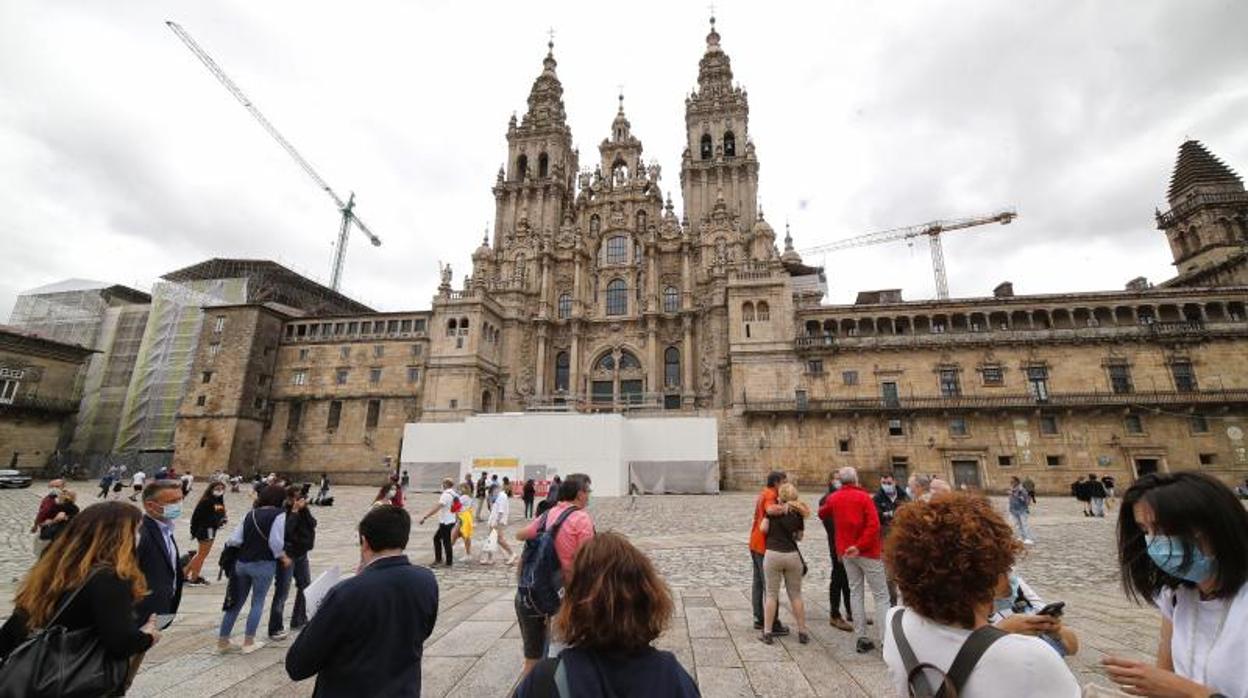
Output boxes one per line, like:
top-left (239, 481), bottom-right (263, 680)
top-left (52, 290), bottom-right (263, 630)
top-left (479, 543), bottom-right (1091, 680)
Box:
top-left (682, 315), bottom-right (694, 404)
top-left (647, 318), bottom-right (659, 395)
top-left (681, 244), bottom-right (692, 310)
top-left (570, 322), bottom-right (581, 402)
top-left (539, 256), bottom-right (550, 319)
top-left (535, 324), bottom-right (547, 398)
top-left (573, 257), bottom-right (583, 317)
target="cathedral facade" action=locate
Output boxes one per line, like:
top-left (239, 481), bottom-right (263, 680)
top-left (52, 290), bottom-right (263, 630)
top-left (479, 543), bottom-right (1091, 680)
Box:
top-left (171, 22), bottom-right (1248, 493)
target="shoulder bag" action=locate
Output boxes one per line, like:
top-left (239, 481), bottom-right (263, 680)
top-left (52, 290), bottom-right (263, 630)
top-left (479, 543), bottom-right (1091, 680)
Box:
top-left (0, 569), bottom-right (131, 698)
top-left (890, 608), bottom-right (1007, 697)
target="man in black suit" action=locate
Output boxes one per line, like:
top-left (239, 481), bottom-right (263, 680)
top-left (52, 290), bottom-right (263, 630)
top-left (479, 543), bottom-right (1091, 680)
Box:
top-left (286, 505), bottom-right (438, 697)
top-left (136, 480), bottom-right (185, 622)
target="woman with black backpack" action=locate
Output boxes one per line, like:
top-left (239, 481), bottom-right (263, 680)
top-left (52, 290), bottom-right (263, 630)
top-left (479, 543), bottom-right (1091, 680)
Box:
top-left (0, 502), bottom-right (161, 696)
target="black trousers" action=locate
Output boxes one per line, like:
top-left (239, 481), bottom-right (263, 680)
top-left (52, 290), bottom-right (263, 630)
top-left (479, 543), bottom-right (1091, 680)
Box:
top-left (434, 523), bottom-right (455, 565)
top-left (751, 550), bottom-right (785, 627)
top-left (829, 555), bottom-right (852, 619)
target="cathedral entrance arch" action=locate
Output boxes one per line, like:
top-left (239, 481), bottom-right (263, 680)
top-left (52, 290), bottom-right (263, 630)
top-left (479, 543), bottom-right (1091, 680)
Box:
top-left (589, 347), bottom-right (646, 410)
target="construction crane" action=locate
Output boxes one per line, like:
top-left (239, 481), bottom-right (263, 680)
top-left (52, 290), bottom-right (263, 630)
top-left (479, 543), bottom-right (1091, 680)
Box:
top-left (166, 21), bottom-right (381, 291)
top-left (800, 210), bottom-right (1017, 299)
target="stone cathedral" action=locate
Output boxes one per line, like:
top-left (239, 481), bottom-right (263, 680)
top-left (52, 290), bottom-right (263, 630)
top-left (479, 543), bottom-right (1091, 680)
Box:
top-left (170, 20), bottom-right (1248, 493)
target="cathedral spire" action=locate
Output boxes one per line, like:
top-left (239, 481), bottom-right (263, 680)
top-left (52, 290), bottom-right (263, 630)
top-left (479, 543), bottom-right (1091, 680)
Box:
top-left (522, 36), bottom-right (567, 128)
top-left (696, 13), bottom-right (734, 95)
top-left (1168, 140), bottom-right (1243, 202)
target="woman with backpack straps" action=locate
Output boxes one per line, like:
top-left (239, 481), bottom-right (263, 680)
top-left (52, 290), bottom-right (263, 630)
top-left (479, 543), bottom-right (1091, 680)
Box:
top-left (881, 494), bottom-right (1080, 697)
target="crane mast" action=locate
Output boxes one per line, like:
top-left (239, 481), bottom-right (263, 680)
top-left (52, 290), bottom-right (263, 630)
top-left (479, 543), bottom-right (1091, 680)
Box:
top-left (801, 210), bottom-right (1016, 299)
top-left (166, 21), bottom-right (381, 291)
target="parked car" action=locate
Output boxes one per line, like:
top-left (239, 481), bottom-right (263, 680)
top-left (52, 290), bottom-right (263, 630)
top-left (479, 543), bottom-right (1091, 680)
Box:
top-left (0, 470), bottom-right (33, 488)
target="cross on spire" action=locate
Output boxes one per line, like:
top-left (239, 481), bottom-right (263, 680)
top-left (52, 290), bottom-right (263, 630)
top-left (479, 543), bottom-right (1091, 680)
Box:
top-left (546, 26), bottom-right (555, 51)
top-left (708, 3), bottom-right (716, 25)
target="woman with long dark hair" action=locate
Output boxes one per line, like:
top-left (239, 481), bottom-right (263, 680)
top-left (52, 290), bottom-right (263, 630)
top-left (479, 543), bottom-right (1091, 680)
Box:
top-left (1103, 472), bottom-right (1248, 697)
top-left (217, 485), bottom-right (291, 654)
top-left (185, 480), bottom-right (228, 586)
top-left (512, 531), bottom-right (699, 697)
top-left (0, 502), bottom-right (161, 693)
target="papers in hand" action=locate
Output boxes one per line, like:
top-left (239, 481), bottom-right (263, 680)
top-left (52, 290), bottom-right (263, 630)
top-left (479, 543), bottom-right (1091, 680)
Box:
top-left (304, 566), bottom-right (341, 619)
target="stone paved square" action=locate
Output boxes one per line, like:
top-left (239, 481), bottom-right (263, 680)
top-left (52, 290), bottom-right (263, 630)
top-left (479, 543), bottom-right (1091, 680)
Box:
top-left (0, 483), bottom-right (1160, 696)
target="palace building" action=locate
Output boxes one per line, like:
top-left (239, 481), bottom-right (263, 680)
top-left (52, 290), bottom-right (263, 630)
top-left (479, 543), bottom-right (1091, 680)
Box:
top-left (166, 21), bottom-right (1248, 492)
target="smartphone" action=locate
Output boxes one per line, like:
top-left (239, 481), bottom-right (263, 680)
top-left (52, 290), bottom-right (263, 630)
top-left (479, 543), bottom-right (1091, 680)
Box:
top-left (1035, 601), bottom-right (1065, 618)
top-left (155, 613), bottom-right (176, 630)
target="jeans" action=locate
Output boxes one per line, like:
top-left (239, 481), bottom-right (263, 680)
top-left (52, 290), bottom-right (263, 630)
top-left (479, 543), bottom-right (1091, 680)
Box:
top-left (269, 554), bottom-right (311, 635)
top-left (220, 559), bottom-right (277, 640)
top-left (523, 498), bottom-right (534, 518)
top-left (829, 555), bottom-right (851, 619)
top-left (1011, 510), bottom-right (1034, 541)
top-left (1091, 497), bottom-right (1105, 517)
top-left (434, 523), bottom-right (455, 565)
top-left (843, 556), bottom-right (889, 641)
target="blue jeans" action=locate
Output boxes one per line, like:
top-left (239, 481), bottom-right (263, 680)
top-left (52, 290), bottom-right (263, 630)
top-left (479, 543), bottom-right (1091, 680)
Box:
top-left (1011, 510), bottom-right (1034, 541)
top-left (269, 555), bottom-right (311, 635)
top-left (220, 559), bottom-right (276, 640)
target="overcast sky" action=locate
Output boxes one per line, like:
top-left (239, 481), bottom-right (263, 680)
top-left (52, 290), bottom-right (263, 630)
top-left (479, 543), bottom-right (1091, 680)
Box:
top-left (2, 1), bottom-right (1246, 320)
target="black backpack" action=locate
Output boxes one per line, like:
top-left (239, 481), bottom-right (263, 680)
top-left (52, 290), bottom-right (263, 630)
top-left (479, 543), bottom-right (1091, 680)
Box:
top-left (890, 609), bottom-right (1006, 697)
top-left (517, 506), bottom-right (580, 616)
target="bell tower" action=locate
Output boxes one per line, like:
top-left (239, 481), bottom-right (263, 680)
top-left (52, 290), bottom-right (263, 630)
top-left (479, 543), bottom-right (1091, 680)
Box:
top-left (492, 41), bottom-right (579, 251)
top-left (1156, 140), bottom-right (1248, 282)
top-left (680, 17), bottom-right (759, 232)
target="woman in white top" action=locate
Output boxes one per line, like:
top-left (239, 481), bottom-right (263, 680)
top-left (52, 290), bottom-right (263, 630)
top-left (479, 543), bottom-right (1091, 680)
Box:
top-left (1104, 472), bottom-right (1248, 698)
top-left (488, 479), bottom-right (517, 565)
top-left (881, 494), bottom-right (1081, 697)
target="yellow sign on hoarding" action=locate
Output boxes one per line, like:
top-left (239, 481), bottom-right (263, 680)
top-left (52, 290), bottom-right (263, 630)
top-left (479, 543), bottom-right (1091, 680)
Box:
top-left (472, 457), bottom-right (519, 470)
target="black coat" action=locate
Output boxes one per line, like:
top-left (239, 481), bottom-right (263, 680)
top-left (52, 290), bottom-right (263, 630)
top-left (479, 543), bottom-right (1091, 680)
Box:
top-left (284, 507), bottom-right (317, 559)
top-left (134, 515), bottom-right (184, 624)
top-left (286, 555), bottom-right (438, 697)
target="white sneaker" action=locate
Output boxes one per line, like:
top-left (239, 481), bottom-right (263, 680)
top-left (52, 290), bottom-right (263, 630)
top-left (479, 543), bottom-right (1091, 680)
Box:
top-left (241, 641), bottom-right (266, 655)
top-left (1023, 539), bottom-right (1035, 545)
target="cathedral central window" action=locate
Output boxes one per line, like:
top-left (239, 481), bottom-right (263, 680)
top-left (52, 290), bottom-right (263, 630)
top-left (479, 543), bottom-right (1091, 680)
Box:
top-left (605, 236), bottom-right (628, 265)
top-left (605, 279), bottom-right (627, 316)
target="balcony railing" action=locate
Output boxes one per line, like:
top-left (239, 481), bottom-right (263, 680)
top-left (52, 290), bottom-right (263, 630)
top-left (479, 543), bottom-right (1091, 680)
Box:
top-left (1156, 190), bottom-right (1248, 227)
top-left (0, 394), bottom-right (80, 415)
top-left (793, 319), bottom-right (1238, 352)
top-left (524, 391), bottom-right (685, 413)
top-left (741, 388), bottom-right (1248, 414)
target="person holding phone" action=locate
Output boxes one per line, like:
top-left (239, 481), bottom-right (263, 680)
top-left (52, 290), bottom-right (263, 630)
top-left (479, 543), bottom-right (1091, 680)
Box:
top-left (988, 570), bottom-right (1079, 656)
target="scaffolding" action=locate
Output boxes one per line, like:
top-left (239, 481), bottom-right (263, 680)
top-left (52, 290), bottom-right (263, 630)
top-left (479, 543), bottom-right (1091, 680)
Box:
top-left (113, 279), bottom-right (248, 453)
top-left (70, 305), bottom-right (150, 455)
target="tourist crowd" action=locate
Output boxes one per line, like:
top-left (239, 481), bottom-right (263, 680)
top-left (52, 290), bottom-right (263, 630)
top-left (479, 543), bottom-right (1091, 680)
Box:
top-left (1, 464), bottom-right (1244, 697)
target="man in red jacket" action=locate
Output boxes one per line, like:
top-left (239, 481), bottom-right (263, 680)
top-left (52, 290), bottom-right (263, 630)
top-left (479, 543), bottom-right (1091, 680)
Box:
top-left (818, 466), bottom-right (889, 654)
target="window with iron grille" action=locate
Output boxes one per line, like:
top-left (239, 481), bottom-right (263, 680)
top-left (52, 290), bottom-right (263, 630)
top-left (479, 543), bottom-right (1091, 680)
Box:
top-left (842, 370), bottom-right (859, 386)
top-left (335, 368), bottom-right (348, 385)
top-left (605, 236), bottom-right (628, 265)
top-left (1170, 361), bottom-right (1197, 392)
top-left (292, 370), bottom-right (307, 386)
top-left (369, 368), bottom-right (382, 384)
top-left (949, 417), bottom-right (969, 436)
top-left (1040, 414), bottom-right (1059, 435)
top-left (981, 365), bottom-right (1003, 386)
top-left (407, 367), bottom-right (420, 383)
top-left (807, 359), bottom-right (824, 375)
top-left (365, 399), bottom-right (381, 429)
top-left (1108, 364), bottom-right (1133, 394)
top-left (605, 279), bottom-right (627, 316)
top-left (327, 401), bottom-right (342, 430)
top-left (939, 369), bottom-right (961, 397)
top-left (1189, 413), bottom-right (1209, 434)
top-left (1027, 366), bottom-right (1049, 401)
top-left (663, 287), bottom-right (680, 313)
top-left (558, 294), bottom-right (572, 319)
top-left (888, 419), bottom-right (904, 436)
top-left (1124, 413), bottom-right (1144, 434)
top-left (664, 347), bottom-right (680, 388)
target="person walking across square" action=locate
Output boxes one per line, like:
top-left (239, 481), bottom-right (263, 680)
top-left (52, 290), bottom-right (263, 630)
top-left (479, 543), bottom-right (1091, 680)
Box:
top-left (820, 466), bottom-right (889, 654)
top-left (419, 478), bottom-right (459, 567)
top-left (1008, 476), bottom-right (1035, 545)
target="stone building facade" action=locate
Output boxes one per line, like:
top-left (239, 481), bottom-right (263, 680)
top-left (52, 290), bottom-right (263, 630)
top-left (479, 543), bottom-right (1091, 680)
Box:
top-left (0, 327), bottom-right (94, 470)
top-left (171, 21), bottom-right (1248, 491)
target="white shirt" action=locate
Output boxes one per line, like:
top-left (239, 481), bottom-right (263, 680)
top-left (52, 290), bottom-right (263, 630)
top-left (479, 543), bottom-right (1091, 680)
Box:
top-left (438, 489), bottom-right (458, 525)
top-left (1158, 584), bottom-right (1248, 697)
top-left (132, 472), bottom-right (146, 486)
top-left (882, 606), bottom-right (1080, 698)
top-left (489, 493), bottom-right (509, 526)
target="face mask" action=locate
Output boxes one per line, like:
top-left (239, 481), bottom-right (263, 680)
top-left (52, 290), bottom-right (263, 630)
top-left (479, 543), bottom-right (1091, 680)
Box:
top-left (135, 530), bottom-right (142, 549)
top-left (882, 484), bottom-right (896, 495)
top-left (161, 502), bottom-right (182, 521)
top-left (993, 574), bottom-right (1021, 614)
top-left (389, 489), bottom-right (397, 497)
top-left (1146, 534), bottom-right (1215, 583)
top-left (49, 487), bottom-right (61, 497)
top-left (213, 489), bottom-right (225, 497)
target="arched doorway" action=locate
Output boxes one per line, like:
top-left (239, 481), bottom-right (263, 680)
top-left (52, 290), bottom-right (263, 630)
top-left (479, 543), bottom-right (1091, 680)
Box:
top-left (590, 348), bottom-right (645, 410)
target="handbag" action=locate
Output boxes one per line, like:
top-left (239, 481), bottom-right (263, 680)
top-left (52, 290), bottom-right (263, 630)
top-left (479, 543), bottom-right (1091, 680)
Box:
top-left (0, 569), bottom-right (130, 698)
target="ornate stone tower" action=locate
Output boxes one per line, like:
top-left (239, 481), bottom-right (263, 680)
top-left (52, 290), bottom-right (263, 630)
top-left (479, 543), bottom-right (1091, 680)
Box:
top-left (1157, 140), bottom-right (1248, 283)
top-left (491, 41), bottom-right (578, 258)
top-left (680, 17), bottom-right (760, 238)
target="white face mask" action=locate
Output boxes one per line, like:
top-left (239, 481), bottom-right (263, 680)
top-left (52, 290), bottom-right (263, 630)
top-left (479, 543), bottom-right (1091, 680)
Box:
top-left (134, 529), bottom-right (142, 549)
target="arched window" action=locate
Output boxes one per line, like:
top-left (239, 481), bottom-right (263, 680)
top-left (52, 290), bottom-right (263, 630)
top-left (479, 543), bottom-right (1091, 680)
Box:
top-left (619, 351), bottom-right (641, 370)
top-left (557, 293), bottom-right (572, 319)
top-left (555, 352), bottom-right (570, 392)
top-left (612, 157), bottom-right (628, 180)
top-left (459, 317), bottom-right (469, 333)
top-left (606, 279), bottom-right (627, 316)
top-left (742, 301), bottom-right (756, 322)
top-left (636, 210), bottom-right (647, 232)
top-left (663, 286), bottom-right (680, 313)
top-left (700, 134), bottom-right (713, 160)
top-left (446, 318), bottom-right (457, 336)
top-left (664, 347), bottom-right (680, 388)
top-left (605, 236), bottom-right (628, 265)
top-left (723, 131), bottom-right (736, 157)
top-left (757, 301), bottom-right (770, 321)
top-left (590, 214), bottom-right (601, 235)
top-left (516, 154), bottom-right (528, 180)
top-left (538, 152), bottom-right (549, 178)
top-left (596, 354), bottom-right (616, 371)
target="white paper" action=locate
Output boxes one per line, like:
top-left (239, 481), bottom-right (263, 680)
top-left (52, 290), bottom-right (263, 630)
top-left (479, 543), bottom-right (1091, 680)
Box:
top-left (304, 566), bottom-right (341, 619)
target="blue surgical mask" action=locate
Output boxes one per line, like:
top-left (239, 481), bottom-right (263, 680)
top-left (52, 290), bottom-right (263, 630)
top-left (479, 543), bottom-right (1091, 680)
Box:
top-left (1146, 534), bottom-right (1215, 583)
top-left (882, 484), bottom-right (896, 495)
top-left (993, 573), bottom-right (1021, 614)
top-left (161, 502), bottom-right (182, 521)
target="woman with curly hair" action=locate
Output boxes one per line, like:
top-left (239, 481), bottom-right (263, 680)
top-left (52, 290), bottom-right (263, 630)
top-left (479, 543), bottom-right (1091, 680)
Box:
top-left (0, 502), bottom-right (162, 694)
top-left (881, 494), bottom-right (1079, 697)
top-left (512, 532), bottom-right (699, 697)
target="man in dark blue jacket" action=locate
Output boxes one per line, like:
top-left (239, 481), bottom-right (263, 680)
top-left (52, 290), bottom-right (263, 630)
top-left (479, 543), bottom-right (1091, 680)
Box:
top-left (136, 480), bottom-right (185, 623)
top-left (286, 504), bottom-right (438, 697)
top-left (872, 473), bottom-right (909, 606)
